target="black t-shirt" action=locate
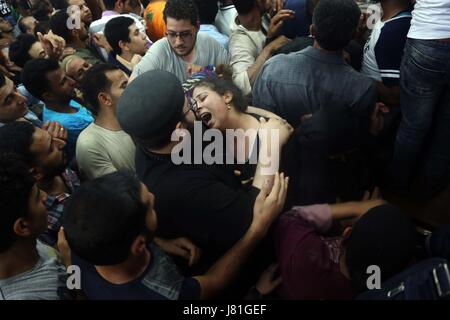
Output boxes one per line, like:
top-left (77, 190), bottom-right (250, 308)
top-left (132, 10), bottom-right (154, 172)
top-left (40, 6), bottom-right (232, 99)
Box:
top-left (72, 242), bottom-right (201, 300)
top-left (135, 146), bottom-right (258, 272)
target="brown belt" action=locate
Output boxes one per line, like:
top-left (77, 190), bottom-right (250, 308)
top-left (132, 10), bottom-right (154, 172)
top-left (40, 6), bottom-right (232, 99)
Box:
top-left (436, 38), bottom-right (450, 43)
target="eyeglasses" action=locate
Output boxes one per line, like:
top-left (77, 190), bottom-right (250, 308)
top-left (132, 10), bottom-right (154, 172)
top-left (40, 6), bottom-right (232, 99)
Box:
top-left (183, 97), bottom-right (199, 120)
top-left (188, 96), bottom-right (198, 112)
top-left (166, 30), bottom-right (193, 41)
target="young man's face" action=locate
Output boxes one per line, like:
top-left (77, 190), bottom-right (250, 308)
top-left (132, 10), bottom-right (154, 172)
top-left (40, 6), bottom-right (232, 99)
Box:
top-left (21, 16), bottom-right (38, 34)
top-left (28, 41), bottom-right (47, 59)
top-left (78, 21), bottom-right (89, 41)
top-left (29, 126), bottom-right (67, 177)
top-left (25, 184), bottom-right (49, 238)
top-left (125, 23), bottom-right (148, 56)
top-left (66, 57), bottom-right (92, 84)
top-left (123, 0), bottom-right (142, 15)
top-left (68, 0), bottom-right (93, 24)
top-left (45, 68), bottom-right (77, 103)
top-left (105, 69), bottom-right (129, 108)
top-left (165, 18), bottom-right (198, 57)
top-left (0, 77), bottom-right (28, 123)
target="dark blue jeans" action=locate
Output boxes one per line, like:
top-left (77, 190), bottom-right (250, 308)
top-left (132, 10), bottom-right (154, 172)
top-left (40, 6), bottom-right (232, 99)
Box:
top-left (392, 38), bottom-right (450, 194)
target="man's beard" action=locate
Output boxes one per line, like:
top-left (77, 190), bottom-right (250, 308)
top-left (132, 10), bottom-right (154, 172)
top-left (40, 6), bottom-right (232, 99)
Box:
top-left (44, 154), bottom-right (67, 178)
top-left (173, 44), bottom-right (195, 57)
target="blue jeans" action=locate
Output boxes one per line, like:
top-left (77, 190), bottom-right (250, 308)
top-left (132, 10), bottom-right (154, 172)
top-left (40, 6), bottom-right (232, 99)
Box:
top-left (392, 38), bottom-right (450, 194)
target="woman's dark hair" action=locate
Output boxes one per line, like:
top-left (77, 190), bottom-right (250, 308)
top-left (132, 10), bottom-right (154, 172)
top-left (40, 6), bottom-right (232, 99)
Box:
top-left (194, 76), bottom-right (248, 113)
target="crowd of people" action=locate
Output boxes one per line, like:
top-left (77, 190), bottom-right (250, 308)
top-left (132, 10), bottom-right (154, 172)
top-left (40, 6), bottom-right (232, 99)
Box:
top-left (0, 0), bottom-right (449, 300)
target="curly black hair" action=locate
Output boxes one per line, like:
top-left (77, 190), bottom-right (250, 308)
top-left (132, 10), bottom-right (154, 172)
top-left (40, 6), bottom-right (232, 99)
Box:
top-left (0, 152), bottom-right (35, 253)
top-left (63, 171), bottom-right (149, 266)
top-left (8, 34), bottom-right (38, 68)
top-left (163, 0), bottom-right (199, 26)
top-left (0, 121), bottom-right (36, 165)
top-left (312, 0), bottom-right (361, 51)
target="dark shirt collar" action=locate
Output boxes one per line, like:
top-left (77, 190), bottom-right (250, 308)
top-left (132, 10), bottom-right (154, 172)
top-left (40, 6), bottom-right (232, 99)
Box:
top-left (139, 145), bottom-right (172, 162)
top-left (301, 46), bottom-right (345, 65)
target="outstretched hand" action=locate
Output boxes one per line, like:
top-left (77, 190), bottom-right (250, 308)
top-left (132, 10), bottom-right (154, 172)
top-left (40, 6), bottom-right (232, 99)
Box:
top-left (251, 172), bottom-right (289, 238)
top-left (155, 237), bottom-right (202, 267)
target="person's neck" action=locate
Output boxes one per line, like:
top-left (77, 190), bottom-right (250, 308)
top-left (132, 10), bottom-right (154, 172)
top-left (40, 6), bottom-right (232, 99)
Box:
top-left (95, 109), bottom-right (122, 131)
top-left (0, 239), bottom-right (39, 280)
top-left (119, 51), bottom-right (133, 63)
top-left (45, 100), bottom-right (74, 113)
top-left (95, 248), bottom-right (151, 285)
top-left (148, 140), bottom-right (179, 155)
top-left (37, 174), bottom-right (68, 196)
top-left (179, 46), bottom-right (196, 63)
top-left (68, 38), bottom-right (86, 50)
top-left (237, 8), bottom-right (262, 31)
top-left (225, 109), bottom-right (260, 132)
top-left (381, 0), bottom-right (410, 21)
top-left (313, 40), bottom-right (343, 55)
top-left (339, 252), bottom-right (350, 280)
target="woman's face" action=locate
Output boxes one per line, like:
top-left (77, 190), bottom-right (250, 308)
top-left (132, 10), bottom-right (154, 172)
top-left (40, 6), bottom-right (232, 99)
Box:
top-left (192, 85), bottom-right (231, 130)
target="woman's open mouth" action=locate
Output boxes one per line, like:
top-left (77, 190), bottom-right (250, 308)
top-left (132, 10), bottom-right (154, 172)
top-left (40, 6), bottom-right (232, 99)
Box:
top-left (200, 112), bottom-right (212, 126)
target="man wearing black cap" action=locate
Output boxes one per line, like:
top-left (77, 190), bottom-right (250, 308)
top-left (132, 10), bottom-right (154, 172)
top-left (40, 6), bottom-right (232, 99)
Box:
top-left (275, 193), bottom-right (417, 299)
top-left (117, 70), bottom-right (285, 273)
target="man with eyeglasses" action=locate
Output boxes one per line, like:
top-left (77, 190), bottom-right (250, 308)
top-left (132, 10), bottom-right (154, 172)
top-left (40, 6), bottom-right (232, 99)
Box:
top-left (131, 0), bottom-right (229, 84)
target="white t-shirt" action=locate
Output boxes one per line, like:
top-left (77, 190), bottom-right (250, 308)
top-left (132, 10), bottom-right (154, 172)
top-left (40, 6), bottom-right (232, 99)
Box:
top-left (408, 0), bottom-right (450, 39)
top-left (229, 14), bottom-right (269, 96)
top-left (89, 12), bottom-right (151, 61)
top-left (0, 242), bottom-right (70, 300)
top-left (215, 3), bottom-right (237, 37)
top-left (132, 33), bottom-right (230, 83)
top-left (76, 123), bottom-right (136, 179)
top-left (362, 11), bottom-right (412, 84)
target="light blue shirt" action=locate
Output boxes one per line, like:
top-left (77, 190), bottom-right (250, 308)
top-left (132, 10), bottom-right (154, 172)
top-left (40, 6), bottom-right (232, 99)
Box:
top-left (199, 24), bottom-right (229, 50)
top-left (43, 100), bottom-right (94, 158)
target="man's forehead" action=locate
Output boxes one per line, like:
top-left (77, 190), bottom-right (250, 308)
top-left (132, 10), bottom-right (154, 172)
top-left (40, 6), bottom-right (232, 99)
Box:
top-left (68, 57), bottom-right (85, 70)
top-left (0, 77), bottom-right (14, 102)
top-left (23, 16), bottom-right (36, 24)
top-left (47, 68), bottom-right (65, 82)
top-left (69, 0), bottom-right (85, 5)
top-left (107, 69), bottom-right (127, 83)
top-left (166, 17), bottom-right (195, 30)
top-left (32, 127), bottom-right (49, 145)
top-left (129, 23), bottom-right (138, 31)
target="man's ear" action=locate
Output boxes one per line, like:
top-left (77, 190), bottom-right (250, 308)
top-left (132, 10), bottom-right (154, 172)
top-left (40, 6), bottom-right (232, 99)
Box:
top-left (70, 29), bottom-right (79, 40)
top-left (118, 40), bottom-right (128, 54)
top-left (30, 166), bottom-right (44, 182)
top-left (13, 218), bottom-right (33, 238)
top-left (98, 92), bottom-right (112, 107)
top-left (342, 226), bottom-right (352, 240)
top-left (115, 0), bottom-right (125, 12)
top-left (310, 24), bottom-right (315, 38)
top-left (41, 91), bottom-right (54, 102)
top-left (130, 235), bottom-right (147, 256)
